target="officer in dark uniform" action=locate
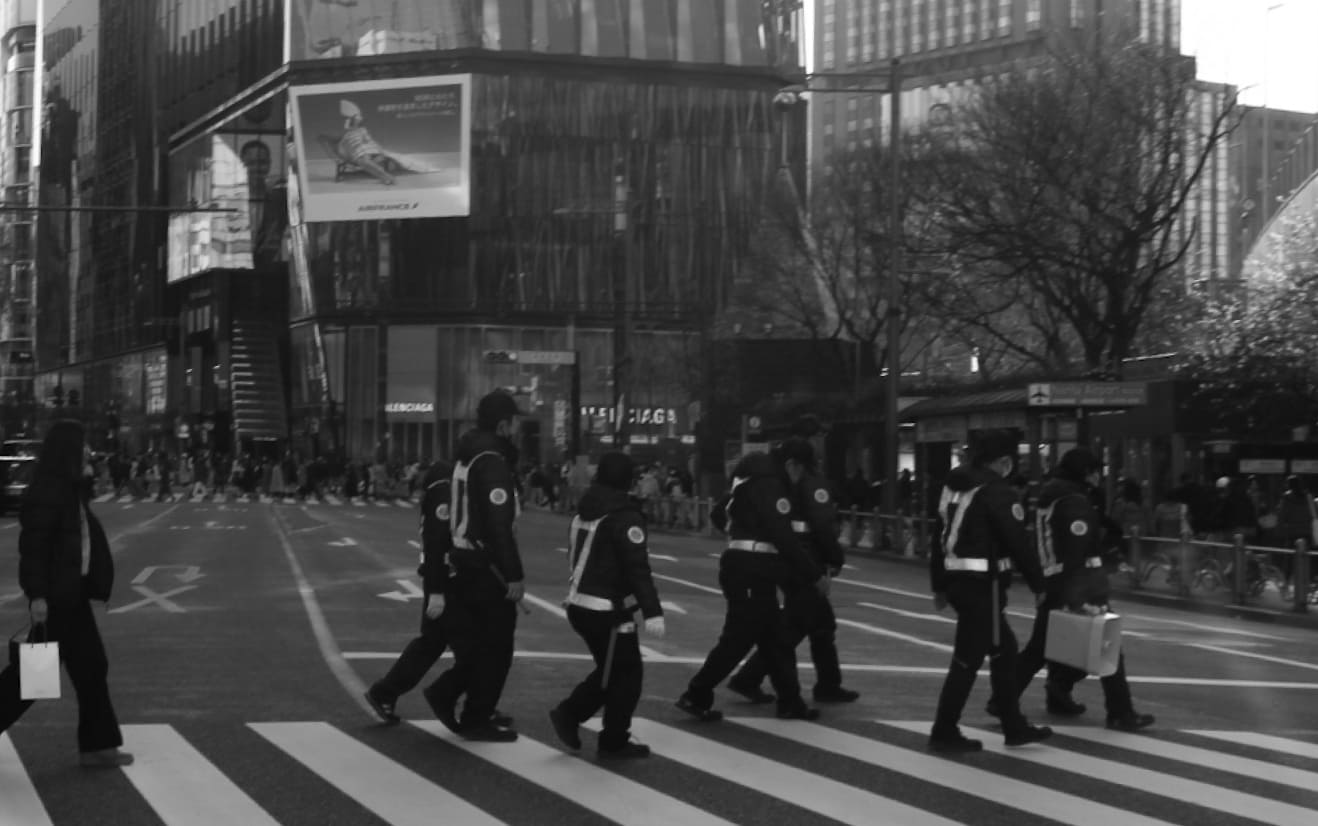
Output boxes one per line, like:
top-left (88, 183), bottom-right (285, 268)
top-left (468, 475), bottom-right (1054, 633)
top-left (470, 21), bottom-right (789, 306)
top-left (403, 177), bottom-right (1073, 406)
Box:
top-left (365, 460), bottom-right (454, 724)
top-left (424, 390), bottom-right (525, 742)
top-left (1010, 448), bottom-right (1155, 731)
top-left (729, 438), bottom-right (859, 704)
top-left (677, 450), bottom-right (825, 722)
top-left (929, 429), bottom-right (1052, 753)
top-left (549, 452), bottom-right (665, 759)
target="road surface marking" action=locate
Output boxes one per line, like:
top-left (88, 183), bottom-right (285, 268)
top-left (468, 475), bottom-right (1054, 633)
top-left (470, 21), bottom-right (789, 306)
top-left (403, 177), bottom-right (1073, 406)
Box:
top-left (1116, 611), bottom-right (1291, 641)
top-left (352, 498), bottom-right (366, 507)
top-left (1182, 642), bottom-right (1318, 673)
top-left (328, 537), bottom-right (358, 547)
top-left (396, 500), bottom-right (412, 508)
top-left (899, 723), bottom-right (1318, 826)
top-left (108, 585), bottom-right (198, 614)
top-left (120, 725), bottom-right (279, 826)
top-left (522, 592), bottom-right (566, 618)
top-left (132, 565), bottom-right (204, 586)
top-left (379, 579), bottom-right (424, 603)
top-left (323, 494), bottom-right (342, 505)
top-left (833, 578), bottom-right (927, 600)
top-left (706, 552), bottom-right (721, 559)
top-left (858, 601), bottom-right (955, 624)
top-left (413, 721), bottom-right (735, 826)
top-left (1051, 725), bottom-right (1318, 791)
top-left (1185, 731), bottom-right (1318, 759)
top-left (251, 723), bottom-right (503, 826)
top-left (836, 618), bottom-right (953, 653)
top-left (584, 719), bottom-right (960, 826)
top-left (653, 573), bottom-right (721, 596)
top-left (650, 553), bottom-right (678, 562)
top-left (268, 507), bottom-right (373, 718)
top-left (660, 600), bottom-right (687, 614)
top-left (0, 734), bottom-right (52, 826)
top-left (117, 495), bottom-right (134, 503)
top-left (375, 500), bottom-right (391, 508)
top-left (93, 493), bottom-right (114, 503)
top-left (407, 539), bottom-right (421, 549)
top-left (737, 718), bottom-right (1176, 826)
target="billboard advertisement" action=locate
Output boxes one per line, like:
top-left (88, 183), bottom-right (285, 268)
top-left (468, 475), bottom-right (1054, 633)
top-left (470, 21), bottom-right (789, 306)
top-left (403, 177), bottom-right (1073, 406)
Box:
top-left (288, 75), bottom-right (470, 223)
top-left (167, 133), bottom-right (289, 282)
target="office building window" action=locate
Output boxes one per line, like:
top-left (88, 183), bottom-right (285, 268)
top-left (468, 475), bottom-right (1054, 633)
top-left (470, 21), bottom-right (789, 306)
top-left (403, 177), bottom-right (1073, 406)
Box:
top-left (1026, 0), bottom-right (1042, 30)
top-left (913, 0), bottom-right (925, 51)
top-left (847, 0), bottom-right (860, 64)
top-left (962, 0), bottom-right (975, 42)
top-left (945, 1), bottom-right (957, 46)
top-left (929, 0), bottom-right (941, 49)
top-left (822, 0), bottom-right (836, 69)
top-left (878, 0), bottom-right (891, 58)
top-left (999, 0), bottom-right (1011, 33)
top-left (895, 0), bottom-right (906, 55)
top-left (1071, 0), bottom-right (1083, 28)
top-left (862, 1), bottom-right (875, 62)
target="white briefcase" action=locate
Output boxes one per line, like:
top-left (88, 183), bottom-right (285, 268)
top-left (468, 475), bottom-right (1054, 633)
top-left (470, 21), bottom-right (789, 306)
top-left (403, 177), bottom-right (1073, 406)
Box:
top-left (1045, 610), bottom-right (1122, 677)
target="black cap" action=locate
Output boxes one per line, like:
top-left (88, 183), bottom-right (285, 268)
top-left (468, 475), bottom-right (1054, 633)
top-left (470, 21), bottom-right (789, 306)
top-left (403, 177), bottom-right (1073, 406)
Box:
top-left (968, 429), bottom-right (1018, 466)
top-left (595, 452), bottom-right (634, 491)
top-left (1055, 447), bottom-right (1101, 482)
top-left (477, 390), bottom-right (524, 429)
top-left (778, 437), bottom-right (816, 469)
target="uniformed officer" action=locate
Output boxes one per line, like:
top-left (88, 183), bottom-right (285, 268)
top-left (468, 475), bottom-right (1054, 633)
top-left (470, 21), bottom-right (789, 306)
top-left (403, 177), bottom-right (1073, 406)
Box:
top-left (677, 450), bottom-right (825, 722)
top-left (365, 460), bottom-right (455, 724)
top-left (549, 452), bottom-right (665, 759)
top-left (424, 390), bottom-right (525, 742)
top-left (729, 438), bottom-right (859, 704)
top-left (1011, 448), bottom-right (1155, 731)
top-left (929, 429), bottom-right (1052, 753)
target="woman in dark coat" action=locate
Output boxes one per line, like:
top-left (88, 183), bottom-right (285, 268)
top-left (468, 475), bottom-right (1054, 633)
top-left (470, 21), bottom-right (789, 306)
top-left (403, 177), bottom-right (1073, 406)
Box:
top-left (0, 420), bottom-right (133, 767)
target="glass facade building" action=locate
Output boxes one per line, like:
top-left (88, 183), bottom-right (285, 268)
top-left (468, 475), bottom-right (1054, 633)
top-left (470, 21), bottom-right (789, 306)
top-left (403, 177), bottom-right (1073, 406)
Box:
top-left (31, 0), bottom-right (802, 466)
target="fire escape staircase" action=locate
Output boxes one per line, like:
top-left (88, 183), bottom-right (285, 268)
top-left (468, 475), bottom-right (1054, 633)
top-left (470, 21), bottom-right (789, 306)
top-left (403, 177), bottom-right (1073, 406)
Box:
top-left (229, 321), bottom-right (289, 442)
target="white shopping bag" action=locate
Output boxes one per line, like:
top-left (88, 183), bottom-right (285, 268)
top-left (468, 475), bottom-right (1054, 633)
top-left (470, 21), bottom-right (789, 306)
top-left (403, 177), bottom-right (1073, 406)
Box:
top-left (19, 639), bottom-right (61, 700)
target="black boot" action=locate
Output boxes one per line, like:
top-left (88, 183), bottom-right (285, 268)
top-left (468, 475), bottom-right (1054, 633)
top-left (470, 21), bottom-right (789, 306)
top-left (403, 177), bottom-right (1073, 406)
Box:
top-left (1045, 681), bottom-right (1087, 716)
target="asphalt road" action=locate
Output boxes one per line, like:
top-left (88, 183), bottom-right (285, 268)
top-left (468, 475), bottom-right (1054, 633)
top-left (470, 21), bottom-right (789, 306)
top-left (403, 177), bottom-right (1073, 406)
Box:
top-left (1, 494), bottom-right (1316, 826)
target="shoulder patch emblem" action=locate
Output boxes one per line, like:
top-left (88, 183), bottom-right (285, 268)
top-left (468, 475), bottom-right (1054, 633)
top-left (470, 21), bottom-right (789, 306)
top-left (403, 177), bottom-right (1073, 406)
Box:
top-left (814, 488), bottom-right (829, 504)
top-left (776, 497), bottom-right (792, 515)
top-left (434, 504), bottom-right (450, 521)
top-left (489, 488), bottom-right (509, 505)
top-left (627, 526), bottom-right (646, 544)
top-left (1011, 503), bottom-right (1025, 521)
top-left (1070, 520), bottom-right (1088, 536)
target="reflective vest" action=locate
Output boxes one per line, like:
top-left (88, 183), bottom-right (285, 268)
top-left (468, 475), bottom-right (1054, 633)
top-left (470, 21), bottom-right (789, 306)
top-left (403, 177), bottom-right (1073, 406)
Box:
top-left (450, 450), bottom-right (518, 551)
top-left (938, 484), bottom-right (1013, 573)
top-left (565, 514), bottom-right (637, 628)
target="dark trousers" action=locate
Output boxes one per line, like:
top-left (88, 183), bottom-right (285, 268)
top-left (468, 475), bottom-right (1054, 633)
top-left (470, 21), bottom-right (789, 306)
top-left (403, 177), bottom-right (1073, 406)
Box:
top-left (558, 606), bottom-right (643, 750)
top-left (0, 599), bottom-right (123, 752)
top-left (733, 582), bottom-right (841, 691)
top-left (1019, 593), bottom-right (1135, 718)
top-left (374, 604), bottom-right (447, 702)
top-left (430, 569), bottom-right (517, 726)
top-left (932, 578), bottom-right (1028, 735)
top-left (685, 562), bottom-right (801, 709)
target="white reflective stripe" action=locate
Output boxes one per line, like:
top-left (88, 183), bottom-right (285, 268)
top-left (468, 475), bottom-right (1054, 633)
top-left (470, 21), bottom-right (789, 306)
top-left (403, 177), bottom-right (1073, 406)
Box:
top-left (567, 591), bottom-right (614, 611)
top-left (945, 557), bottom-right (1013, 572)
top-left (1085, 556), bottom-right (1104, 568)
top-left (790, 520), bottom-right (808, 533)
top-left (565, 516), bottom-right (603, 608)
top-left (727, 539), bottom-right (776, 553)
top-left (1037, 500), bottom-right (1058, 572)
top-left (1043, 562), bottom-right (1063, 577)
top-left (938, 485), bottom-right (982, 564)
top-left (450, 450), bottom-right (504, 551)
top-left (618, 622), bottom-right (637, 633)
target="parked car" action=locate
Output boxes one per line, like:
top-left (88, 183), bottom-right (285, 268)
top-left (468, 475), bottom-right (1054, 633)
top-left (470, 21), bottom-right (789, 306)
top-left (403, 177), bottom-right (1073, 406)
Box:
top-left (0, 455), bottom-right (35, 515)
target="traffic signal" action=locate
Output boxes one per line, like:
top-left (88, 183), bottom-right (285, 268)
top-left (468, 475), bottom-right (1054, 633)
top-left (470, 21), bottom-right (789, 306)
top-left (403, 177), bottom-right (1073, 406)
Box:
top-left (484, 350), bottom-right (519, 364)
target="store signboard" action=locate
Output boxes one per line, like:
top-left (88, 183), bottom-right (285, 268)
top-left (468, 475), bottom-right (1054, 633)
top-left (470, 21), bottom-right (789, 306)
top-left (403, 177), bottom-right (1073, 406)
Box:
top-left (1027, 382), bottom-right (1147, 407)
top-left (288, 75), bottom-right (470, 222)
top-left (1239, 458), bottom-right (1286, 475)
top-left (1290, 459), bottom-right (1318, 474)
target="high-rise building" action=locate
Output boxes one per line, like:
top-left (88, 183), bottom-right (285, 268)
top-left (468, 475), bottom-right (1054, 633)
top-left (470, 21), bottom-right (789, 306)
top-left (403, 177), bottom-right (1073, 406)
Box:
top-left (810, 1), bottom-right (1237, 288)
top-left (1236, 106), bottom-right (1318, 257)
top-left (32, 1), bottom-right (803, 467)
top-left (0, 0), bottom-right (35, 438)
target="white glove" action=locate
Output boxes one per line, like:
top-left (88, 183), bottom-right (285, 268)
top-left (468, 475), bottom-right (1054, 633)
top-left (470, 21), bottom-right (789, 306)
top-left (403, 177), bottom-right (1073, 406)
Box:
top-left (1080, 602), bottom-right (1105, 616)
top-left (643, 616), bottom-right (666, 638)
top-left (424, 593), bottom-right (445, 619)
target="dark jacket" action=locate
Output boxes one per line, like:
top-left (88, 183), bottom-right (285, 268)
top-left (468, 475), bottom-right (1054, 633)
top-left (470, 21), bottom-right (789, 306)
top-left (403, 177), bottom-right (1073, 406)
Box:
top-left (724, 453), bottom-right (821, 587)
top-left (1035, 476), bottom-right (1111, 609)
top-left (417, 460), bottom-right (454, 596)
top-left (795, 472), bottom-right (845, 570)
top-left (19, 478), bottom-right (113, 605)
top-left (1275, 491), bottom-right (1314, 543)
top-left (567, 484), bottom-right (663, 619)
top-left (930, 465), bottom-right (1045, 594)
top-left (449, 428), bottom-right (523, 583)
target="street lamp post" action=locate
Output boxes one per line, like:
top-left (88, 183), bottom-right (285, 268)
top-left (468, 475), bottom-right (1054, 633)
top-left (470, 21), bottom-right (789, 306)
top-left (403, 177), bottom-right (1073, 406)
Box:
top-left (777, 60), bottom-right (904, 513)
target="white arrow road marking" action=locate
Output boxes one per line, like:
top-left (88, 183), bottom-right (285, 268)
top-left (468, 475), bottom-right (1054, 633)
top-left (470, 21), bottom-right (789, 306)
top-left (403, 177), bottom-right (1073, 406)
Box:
top-left (109, 585), bottom-right (198, 614)
top-left (660, 600), bottom-right (687, 615)
top-left (378, 580), bottom-right (424, 603)
top-left (328, 537), bottom-right (358, 547)
top-left (132, 565), bottom-right (205, 586)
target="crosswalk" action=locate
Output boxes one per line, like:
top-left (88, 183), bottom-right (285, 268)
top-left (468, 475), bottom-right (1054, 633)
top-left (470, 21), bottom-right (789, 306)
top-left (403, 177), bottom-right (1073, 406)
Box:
top-left (90, 491), bottom-right (419, 509)
top-left (3, 717), bottom-right (1315, 825)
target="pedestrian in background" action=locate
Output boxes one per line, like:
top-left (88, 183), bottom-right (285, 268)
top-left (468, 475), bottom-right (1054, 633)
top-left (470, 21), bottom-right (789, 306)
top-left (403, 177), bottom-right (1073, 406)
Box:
top-left (928, 429), bottom-right (1051, 753)
top-left (424, 391), bottom-right (526, 742)
top-left (0, 420), bottom-right (133, 768)
top-left (1273, 475), bottom-right (1313, 590)
top-left (549, 452), bottom-right (664, 759)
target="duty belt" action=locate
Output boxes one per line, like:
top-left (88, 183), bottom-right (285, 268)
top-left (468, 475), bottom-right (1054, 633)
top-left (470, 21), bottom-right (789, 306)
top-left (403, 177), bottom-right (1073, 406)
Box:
top-left (566, 592), bottom-right (638, 613)
top-left (790, 520), bottom-right (808, 533)
top-left (944, 557), bottom-right (1013, 573)
top-left (726, 540), bottom-right (777, 554)
top-left (1043, 556), bottom-right (1104, 577)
